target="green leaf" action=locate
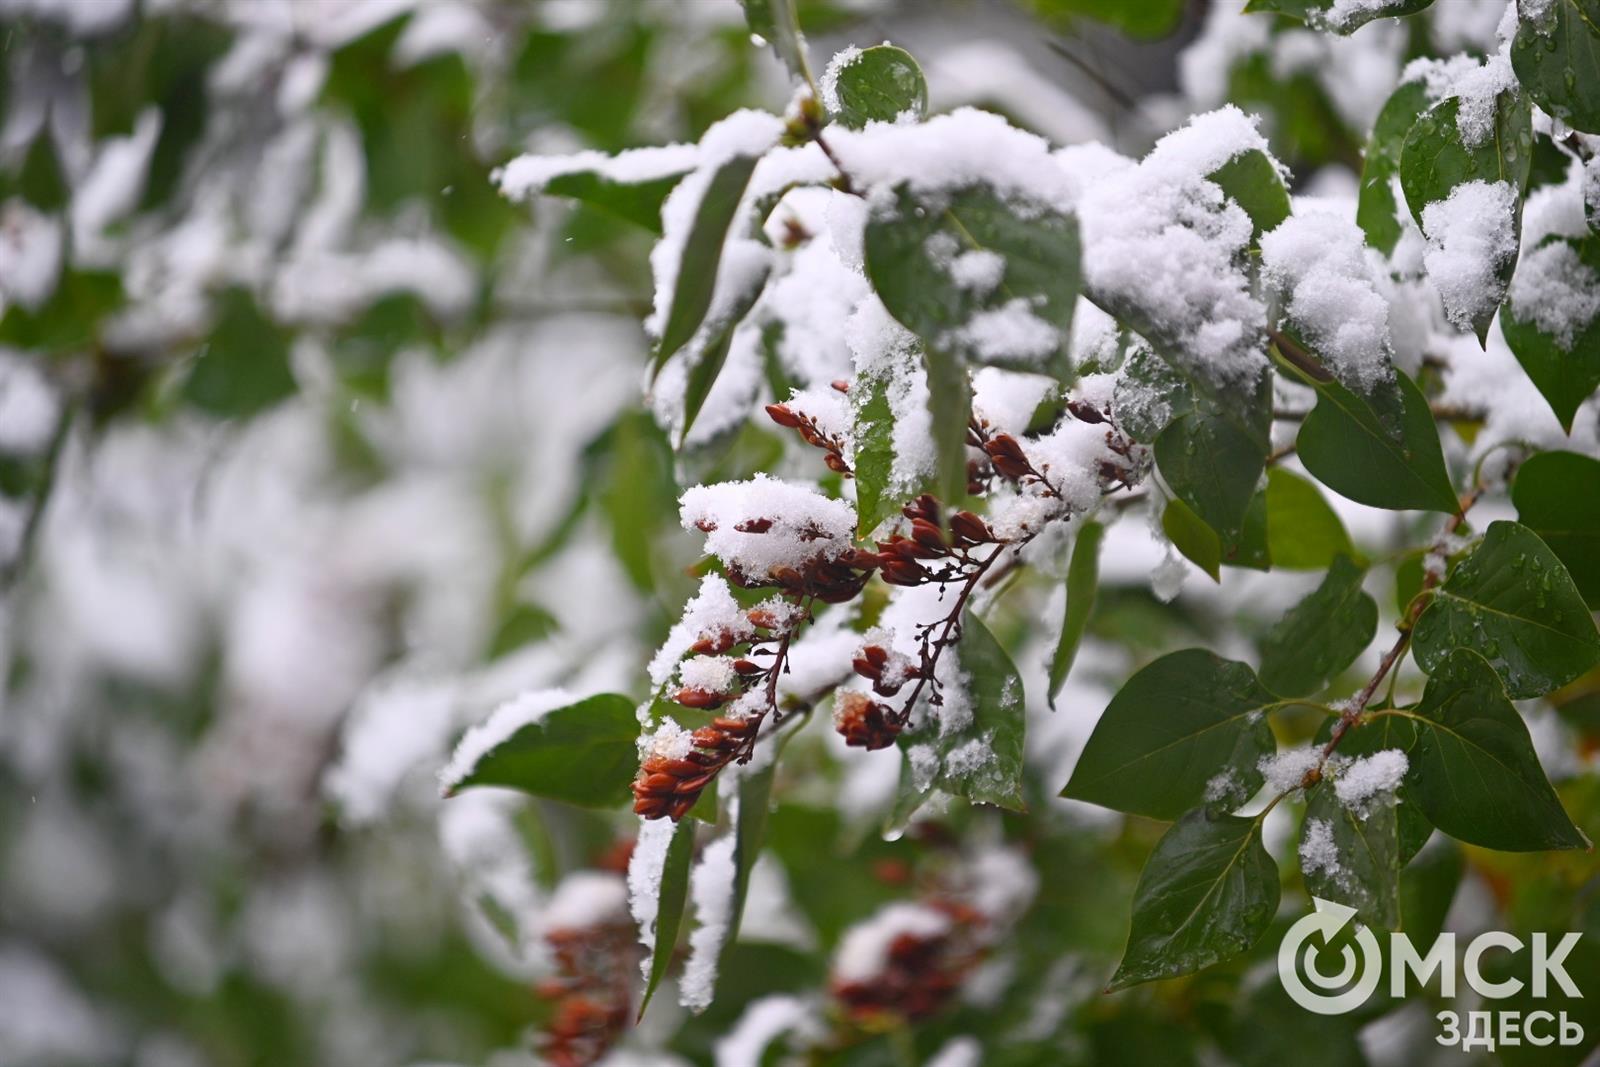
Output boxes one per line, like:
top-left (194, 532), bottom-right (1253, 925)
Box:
top-left (538, 168), bottom-right (691, 233)
top-left (850, 369), bottom-right (897, 535)
top-left (442, 693), bottom-right (641, 808)
top-left (1405, 649), bottom-right (1589, 851)
top-left (899, 610), bottom-right (1028, 815)
top-left (1048, 521), bottom-right (1103, 707)
top-left (1026, 0), bottom-right (1186, 38)
top-left (1295, 369), bottom-right (1458, 514)
top-left (1265, 468), bottom-right (1358, 571)
top-left (1511, 0), bottom-right (1600, 135)
top-left (714, 761), bottom-right (776, 996)
top-left (1063, 650), bottom-right (1278, 820)
top-left (1321, 710), bottom-right (1433, 865)
top-left (1154, 397), bottom-right (1268, 541)
top-left (863, 183), bottom-right (1081, 385)
top-left (680, 262), bottom-right (771, 443)
top-left (14, 130), bottom-right (68, 211)
top-left (640, 817), bottom-right (697, 1018)
top-left (1500, 233), bottom-right (1600, 432)
top-left (739, 0), bottom-right (813, 85)
top-left (487, 602), bottom-right (560, 660)
top-left (1258, 556), bottom-right (1378, 698)
top-left (1113, 344), bottom-right (1194, 444)
top-left (1357, 80), bottom-right (1431, 255)
top-left (1412, 520), bottom-right (1600, 699)
top-left (1109, 809), bottom-right (1279, 989)
top-left (1513, 450), bottom-right (1600, 606)
top-left (1301, 780), bottom-right (1401, 930)
top-left (654, 152), bottom-right (764, 372)
top-left (1162, 498), bottom-right (1221, 582)
top-left (1242, 0), bottom-right (1433, 33)
top-left (1399, 92), bottom-right (1533, 342)
top-left (924, 344), bottom-right (972, 506)
top-left (0, 270), bottom-right (122, 354)
top-left (1208, 149), bottom-right (1290, 247)
top-left (182, 289), bottom-right (297, 419)
top-left (824, 45), bottom-right (927, 128)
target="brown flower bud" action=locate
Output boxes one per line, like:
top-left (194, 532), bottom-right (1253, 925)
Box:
top-left (735, 517), bottom-right (774, 533)
top-left (831, 379), bottom-right (851, 394)
top-left (910, 518), bottom-right (947, 553)
top-left (949, 510), bottom-right (991, 546)
top-left (674, 687), bottom-right (728, 709)
top-left (765, 403), bottom-right (803, 428)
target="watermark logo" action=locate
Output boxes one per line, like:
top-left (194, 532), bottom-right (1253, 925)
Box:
top-left (1276, 897), bottom-right (1588, 1053)
top-left (1278, 898), bottom-right (1382, 1015)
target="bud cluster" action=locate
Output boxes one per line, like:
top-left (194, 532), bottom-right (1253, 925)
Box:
top-left (536, 898), bottom-right (636, 1066)
top-left (830, 900), bottom-right (988, 1024)
top-left (871, 494), bottom-right (1001, 588)
top-left (765, 397), bottom-right (853, 476)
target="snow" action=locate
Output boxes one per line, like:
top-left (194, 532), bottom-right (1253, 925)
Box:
top-left (1333, 749), bottom-right (1408, 815)
top-left (926, 1037), bottom-right (983, 1067)
top-left (544, 871), bottom-right (629, 932)
top-left (1313, 0), bottom-right (1412, 32)
top-left (715, 995), bottom-right (817, 1067)
top-left (0, 199), bottom-right (63, 312)
top-left (437, 687), bottom-right (576, 794)
top-left (497, 143), bottom-right (699, 202)
top-left (1509, 241), bottom-right (1600, 348)
top-left (647, 110), bottom-right (785, 342)
top-left (1419, 180), bottom-right (1519, 333)
top-left (819, 46), bottom-right (864, 115)
top-left (679, 474), bottom-right (857, 579)
top-left (647, 574), bottom-right (757, 691)
top-left (1402, 51), bottom-right (1517, 147)
top-left (926, 231), bottom-right (1005, 295)
top-left (0, 352), bottom-right (62, 454)
top-left (847, 298), bottom-right (936, 505)
top-left (972, 367), bottom-right (1055, 435)
top-left (680, 834), bottom-right (737, 1012)
top-left (966, 845), bottom-right (1039, 923)
top-left (832, 902), bottom-right (951, 982)
top-left (1259, 746), bottom-right (1322, 794)
top-left (824, 107), bottom-right (1076, 211)
top-left (640, 717), bottom-right (695, 762)
top-left (1299, 817), bottom-right (1343, 881)
top-left (628, 817), bottom-right (680, 972)
top-left (326, 672), bottom-right (458, 824)
top-left (1205, 768), bottom-right (1248, 807)
top-left (949, 299), bottom-right (1060, 366)
top-left (679, 655), bottom-right (741, 695)
top-left (1260, 206), bottom-right (1394, 393)
top-left (1076, 108), bottom-right (1270, 390)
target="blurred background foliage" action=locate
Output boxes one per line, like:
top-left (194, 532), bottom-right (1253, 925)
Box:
top-left (0, 1), bottom-right (1594, 1066)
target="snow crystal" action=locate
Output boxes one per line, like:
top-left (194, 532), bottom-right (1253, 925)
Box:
top-left (1402, 51), bottom-right (1517, 147)
top-left (640, 717), bottom-right (695, 762)
top-left (971, 367), bottom-right (1056, 435)
top-left (647, 574), bottom-right (757, 691)
top-left (948, 298), bottom-right (1060, 366)
top-left (833, 902), bottom-right (951, 982)
top-left (1333, 749), bottom-right (1408, 815)
top-left (1204, 768), bottom-right (1247, 807)
top-left (1259, 746), bottom-right (1322, 794)
top-left (925, 231), bottom-right (1006, 296)
top-left (1150, 550), bottom-right (1188, 603)
top-left (544, 871), bottom-right (629, 932)
top-left (908, 743), bottom-right (940, 792)
top-left (679, 655), bottom-right (741, 694)
top-left (1076, 107), bottom-right (1269, 388)
top-left (681, 834), bottom-right (738, 1012)
top-left (825, 107), bottom-right (1076, 211)
top-left (1071, 299), bottom-right (1122, 371)
top-left (938, 654), bottom-right (975, 737)
top-left (847, 298), bottom-right (936, 505)
top-left (1420, 179), bottom-right (1519, 332)
top-left (1299, 818), bottom-right (1343, 880)
top-left (680, 474), bottom-right (857, 579)
top-left (943, 736), bottom-right (996, 781)
top-left (1509, 241), bottom-right (1600, 349)
top-left (1260, 207), bottom-right (1394, 393)
top-left (1312, 0), bottom-right (1413, 31)
top-left (437, 688), bottom-right (576, 794)
top-left (497, 143), bottom-right (699, 202)
top-left (628, 817), bottom-right (680, 970)
top-left (647, 110), bottom-right (785, 342)
top-left (819, 46), bottom-right (864, 114)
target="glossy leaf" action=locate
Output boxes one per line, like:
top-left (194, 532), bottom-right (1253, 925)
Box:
top-left (1162, 498), bottom-right (1221, 582)
top-left (1511, 0), bottom-right (1600, 135)
top-left (1258, 556), bottom-right (1378, 698)
top-left (1296, 369), bottom-right (1458, 514)
top-left (1399, 92), bottom-right (1533, 342)
top-left (924, 344), bottom-right (972, 506)
top-left (442, 693), bottom-right (641, 808)
top-left (1049, 521), bottom-right (1103, 707)
top-left (540, 168), bottom-right (690, 233)
top-left (1513, 450), bottom-right (1600, 606)
top-left (864, 184), bottom-right (1080, 384)
top-left (1412, 521), bottom-right (1600, 699)
top-left (1264, 468), bottom-right (1358, 571)
top-left (1357, 80), bottom-right (1430, 255)
top-left (1243, 0), bottom-right (1433, 33)
top-left (713, 761), bottom-right (777, 994)
top-left (739, 0), bottom-right (813, 85)
top-left (1063, 650), bottom-right (1277, 820)
top-left (680, 263), bottom-right (771, 443)
top-left (1027, 0), bottom-right (1185, 38)
top-left (1405, 649), bottom-right (1589, 851)
top-left (1109, 809), bottom-right (1279, 989)
top-left (1154, 398), bottom-right (1268, 540)
top-left (654, 153), bottom-right (763, 371)
top-left (825, 45), bottom-right (927, 128)
top-left (640, 817), bottom-right (697, 1017)
top-left (1321, 710), bottom-right (1433, 865)
top-left (851, 370), bottom-right (897, 536)
top-left (182, 289), bottom-right (297, 419)
top-left (1208, 148), bottom-right (1291, 247)
top-left (1500, 233), bottom-right (1600, 432)
top-left (1301, 779), bottom-right (1401, 929)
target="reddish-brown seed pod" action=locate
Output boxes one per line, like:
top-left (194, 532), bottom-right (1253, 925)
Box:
top-left (824, 452), bottom-right (851, 474)
top-left (949, 510), bottom-right (991, 546)
top-left (731, 658), bottom-right (763, 676)
top-left (830, 379), bottom-right (851, 393)
top-left (673, 687), bottom-right (727, 709)
top-left (712, 716), bottom-right (755, 736)
top-left (764, 403), bottom-right (803, 428)
top-left (735, 517), bottom-right (774, 533)
top-left (746, 606), bottom-right (779, 629)
top-left (689, 629), bottom-right (735, 655)
top-left (910, 518), bottom-right (947, 552)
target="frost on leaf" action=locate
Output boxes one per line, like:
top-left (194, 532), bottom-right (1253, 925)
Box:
top-left (1419, 179), bottom-right (1519, 334)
